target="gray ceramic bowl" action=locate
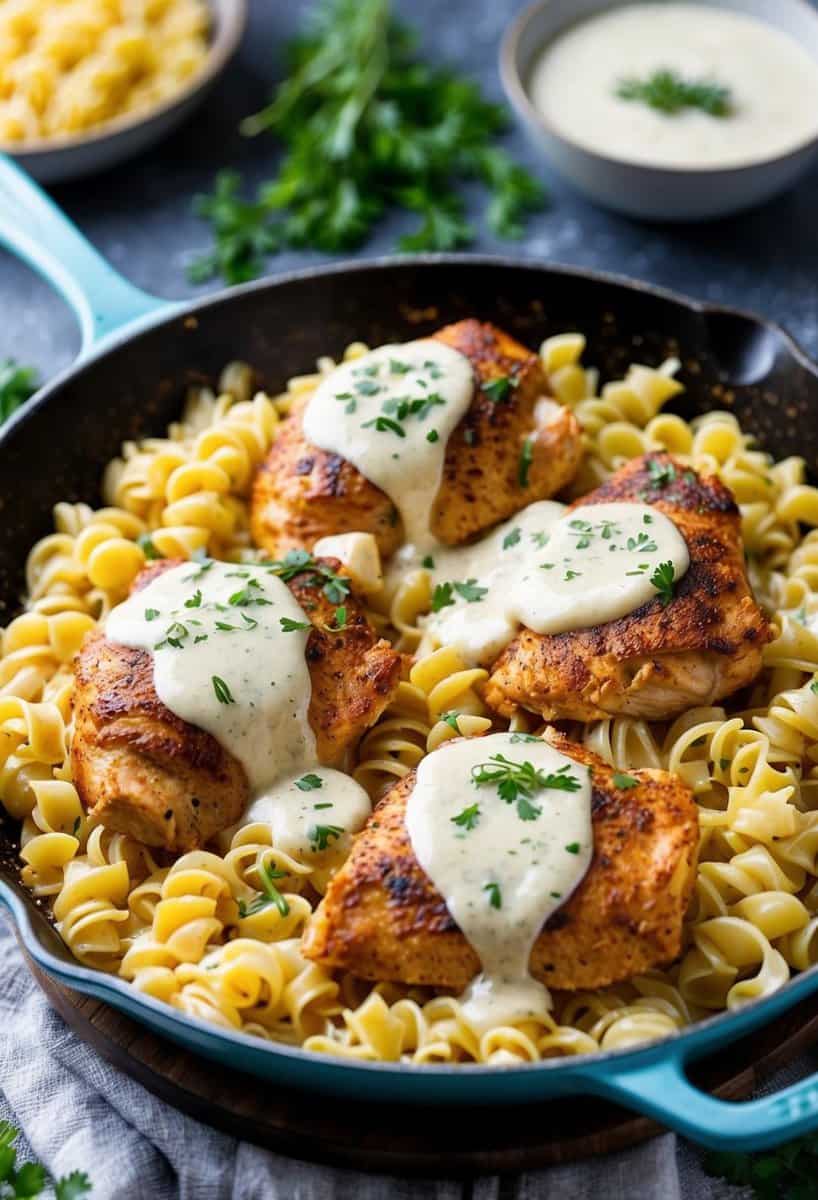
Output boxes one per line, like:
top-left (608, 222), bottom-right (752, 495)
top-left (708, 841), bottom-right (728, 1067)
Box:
top-left (5, 0), bottom-right (246, 185)
top-left (501, 0), bottom-right (818, 221)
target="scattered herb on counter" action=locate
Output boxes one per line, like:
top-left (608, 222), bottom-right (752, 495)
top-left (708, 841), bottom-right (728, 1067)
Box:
top-left (0, 1122), bottom-right (92, 1199)
top-left (0, 360), bottom-right (38, 423)
top-left (616, 70), bottom-right (732, 117)
top-left (189, 0), bottom-right (546, 284)
top-left (704, 1133), bottom-right (818, 1199)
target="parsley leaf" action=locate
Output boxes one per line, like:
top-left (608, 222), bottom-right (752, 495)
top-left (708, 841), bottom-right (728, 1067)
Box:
top-left (483, 881), bottom-right (502, 909)
top-left (612, 772), bottom-right (639, 790)
top-left (55, 1173), bottom-right (93, 1200)
top-left (431, 582), bottom-right (454, 612)
top-left (238, 861), bottom-right (290, 919)
top-left (518, 436), bottom-right (535, 488)
top-left (646, 459), bottom-right (676, 489)
top-left (280, 617), bottom-right (311, 632)
top-left (136, 532), bottom-right (163, 561)
top-left (482, 376), bottom-right (513, 404)
top-left (650, 560), bottom-right (676, 606)
top-left (451, 804), bottom-right (480, 831)
top-left (0, 359), bottom-right (38, 422)
top-left (295, 774), bottom-right (323, 791)
top-left (471, 753), bottom-right (580, 821)
top-left (453, 578), bottom-right (487, 603)
top-left (309, 824), bottom-right (345, 853)
top-left (502, 527), bottom-right (521, 550)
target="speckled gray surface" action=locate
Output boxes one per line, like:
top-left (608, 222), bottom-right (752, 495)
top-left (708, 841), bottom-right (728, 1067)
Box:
top-left (3, 0), bottom-right (818, 378)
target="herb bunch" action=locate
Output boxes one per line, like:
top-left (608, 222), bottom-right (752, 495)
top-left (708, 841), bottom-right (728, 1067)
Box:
top-left (0, 1122), bottom-right (91, 1199)
top-left (190, 0), bottom-right (545, 284)
top-left (704, 1132), bottom-right (818, 1199)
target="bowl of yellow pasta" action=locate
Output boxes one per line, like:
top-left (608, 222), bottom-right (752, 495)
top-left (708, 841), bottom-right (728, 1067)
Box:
top-left (0, 0), bottom-right (246, 183)
top-left (4, 155), bottom-right (818, 1158)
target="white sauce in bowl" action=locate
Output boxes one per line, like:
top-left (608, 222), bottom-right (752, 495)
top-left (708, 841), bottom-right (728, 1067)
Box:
top-left (406, 732), bottom-right (592, 1032)
top-left (106, 560), bottom-right (371, 862)
top-left (302, 340), bottom-right (475, 551)
top-left (528, 3), bottom-right (818, 169)
top-left (418, 499), bottom-right (689, 665)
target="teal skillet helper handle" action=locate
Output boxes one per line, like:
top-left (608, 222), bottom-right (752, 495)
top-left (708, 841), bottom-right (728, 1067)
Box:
top-left (0, 153), bottom-right (177, 356)
top-left (583, 1042), bottom-right (818, 1152)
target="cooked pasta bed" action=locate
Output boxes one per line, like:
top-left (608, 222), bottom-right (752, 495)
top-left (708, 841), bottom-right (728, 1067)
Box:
top-left (5, 333), bottom-right (818, 1065)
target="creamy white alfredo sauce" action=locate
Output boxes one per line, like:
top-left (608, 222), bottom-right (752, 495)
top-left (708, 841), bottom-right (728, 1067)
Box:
top-left (528, 3), bottom-right (818, 170)
top-left (302, 340), bottom-right (475, 550)
top-left (407, 732), bottom-right (592, 1032)
top-left (418, 500), bottom-right (690, 665)
top-left (105, 560), bottom-right (370, 860)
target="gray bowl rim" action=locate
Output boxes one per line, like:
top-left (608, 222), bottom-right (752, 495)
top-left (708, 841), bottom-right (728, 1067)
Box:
top-left (3, 0), bottom-right (248, 163)
top-left (5, 252), bottom-right (818, 1081)
top-left (500, 0), bottom-right (818, 177)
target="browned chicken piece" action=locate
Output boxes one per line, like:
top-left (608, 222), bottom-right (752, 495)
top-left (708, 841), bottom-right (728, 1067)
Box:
top-left (303, 729), bottom-right (698, 991)
top-left (71, 558), bottom-right (402, 852)
top-left (250, 319), bottom-right (582, 558)
top-left (484, 453), bottom-right (772, 724)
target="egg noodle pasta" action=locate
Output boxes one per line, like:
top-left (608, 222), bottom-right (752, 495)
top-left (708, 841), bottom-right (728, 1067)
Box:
top-left (4, 333), bottom-right (818, 1063)
top-left (0, 0), bottom-right (210, 146)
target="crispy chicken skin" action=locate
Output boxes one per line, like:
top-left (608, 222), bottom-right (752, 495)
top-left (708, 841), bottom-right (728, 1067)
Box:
top-left (302, 729), bottom-right (698, 991)
top-left (484, 453), bottom-right (772, 723)
top-left (250, 319), bottom-right (582, 558)
top-left (71, 559), bottom-right (402, 852)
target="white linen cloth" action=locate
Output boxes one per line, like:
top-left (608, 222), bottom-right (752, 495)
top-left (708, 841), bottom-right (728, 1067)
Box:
top-left (0, 914), bottom-right (793, 1198)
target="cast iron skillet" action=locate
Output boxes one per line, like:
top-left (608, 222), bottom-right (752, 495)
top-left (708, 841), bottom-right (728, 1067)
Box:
top-left (2, 155), bottom-right (818, 1152)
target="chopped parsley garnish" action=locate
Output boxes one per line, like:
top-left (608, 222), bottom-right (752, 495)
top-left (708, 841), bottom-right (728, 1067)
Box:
top-left (144, 608), bottom-right (159, 622)
top-left (265, 550), bottom-right (351, 606)
top-left (530, 531), bottom-right (550, 548)
top-left (612, 772), bottom-right (639, 790)
top-left (626, 533), bottom-right (657, 553)
top-left (471, 753), bottom-right (580, 821)
top-left (239, 861), bottom-right (290, 918)
top-left (482, 376), bottom-right (513, 404)
top-left (426, 429), bottom-right (439, 443)
top-left (431, 582), bottom-right (454, 611)
top-left (483, 881), bottom-right (502, 910)
top-left (564, 569), bottom-right (581, 582)
top-left (155, 620), bottom-right (190, 650)
top-left (421, 555), bottom-right (435, 569)
top-left (229, 582), bottom-right (272, 608)
top-left (647, 459), bottom-right (676, 489)
top-left (503, 527), bottom-right (521, 550)
top-left (212, 675), bottom-right (235, 704)
top-left (390, 359), bottom-right (410, 375)
top-left (279, 616), bottom-right (309, 633)
top-left (509, 732), bottom-right (542, 743)
top-left (451, 804), bottom-right (480, 831)
top-left (453, 578), bottom-right (487, 603)
top-left (518, 436), bottom-right (534, 488)
top-left (440, 711), bottom-right (461, 731)
top-left (643, 514), bottom-right (653, 524)
top-left (137, 532), bottom-right (162, 560)
top-left (309, 824), bottom-right (345, 852)
top-left (362, 415), bottom-right (406, 437)
top-left (184, 589), bottom-right (203, 608)
top-left (650, 560), bottom-right (676, 605)
top-left (565, 842), bottom-right (581, 855)
top-left (295, 774), bottom-right (323, 791)
top-left (330, 605), bottom-right (349, 631)
top-left (811, 678), bottom-right (818, 695)
top-left (617, 70), bottom-right (731, 117)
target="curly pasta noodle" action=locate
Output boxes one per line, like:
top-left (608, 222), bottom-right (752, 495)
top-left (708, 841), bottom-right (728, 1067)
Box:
top-left (4, 336), bottom-right (818, 1064)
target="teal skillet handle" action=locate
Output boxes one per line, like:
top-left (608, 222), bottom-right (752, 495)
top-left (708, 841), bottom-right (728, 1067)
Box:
top-left (0, 153), bottom-right (175, 357)
top-left (586, 1048), bottom-right (818, 1152)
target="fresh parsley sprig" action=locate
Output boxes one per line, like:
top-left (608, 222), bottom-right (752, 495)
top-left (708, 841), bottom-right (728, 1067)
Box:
top-left (0, 360), bottom-right (38, 423)
top-left (650, 560), bottom-right (676, 606)
top-left (471, 752), bottom-right (581, 822)
top-left (189, 0), bottom-right (545, 284)
top-left (0, 1122), bottom-right (91, 1199)
top-left (617, 70), bottom-right (732, 117)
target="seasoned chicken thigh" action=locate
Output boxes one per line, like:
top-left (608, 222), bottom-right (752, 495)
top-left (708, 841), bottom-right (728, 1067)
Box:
top-left (484, 454), bottom-right (771, 723)
top-left (71, 559), bottom-right (402, 852)
top-left (250, 319), bottom-right (582, 558)
top-left (303, 730), bottom-right (698, 991)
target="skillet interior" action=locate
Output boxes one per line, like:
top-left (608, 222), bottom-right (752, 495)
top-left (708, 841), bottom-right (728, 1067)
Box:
top-left (3, 255), bottom-right (818, 1003)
